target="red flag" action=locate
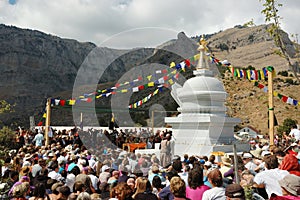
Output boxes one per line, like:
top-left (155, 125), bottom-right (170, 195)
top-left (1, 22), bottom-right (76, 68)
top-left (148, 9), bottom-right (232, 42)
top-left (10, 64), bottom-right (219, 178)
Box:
top-left (138, 76), bottom-right (142, 81)
top-left (115, 83), bottom-right (120, 88)
top-left (185, 59), bottom-right (191, 67)
top-left (162, 69), bottom-right (168, 74)
top-left (37, 121), bottom-right (43, 126)
top-left (282, 96), bottom-right (288, 103)
top-left (87, 98), bottom-right (92, 103)
top-left (60, 100), bottom-right (65, 106)
top-left (138, 85), bottom-right (144, 90)
top-left (163, 76), bottom-right (168, 81)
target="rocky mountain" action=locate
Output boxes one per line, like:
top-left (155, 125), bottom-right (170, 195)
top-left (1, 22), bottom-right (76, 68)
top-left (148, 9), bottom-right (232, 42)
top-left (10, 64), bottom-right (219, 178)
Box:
top-left (0, 24), bottom-right (299, 135)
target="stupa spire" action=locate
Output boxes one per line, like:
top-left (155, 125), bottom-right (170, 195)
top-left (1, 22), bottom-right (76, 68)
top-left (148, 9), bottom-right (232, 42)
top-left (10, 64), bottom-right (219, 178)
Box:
top-left (194, 35), bottom-right (213, 77)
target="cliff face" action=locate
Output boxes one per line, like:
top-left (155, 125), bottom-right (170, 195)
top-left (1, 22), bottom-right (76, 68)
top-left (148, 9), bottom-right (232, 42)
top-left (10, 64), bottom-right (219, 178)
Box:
top-left (0, 25), bottom-right (94, 125)
top-left (0, 24), bottom-right (298, 133)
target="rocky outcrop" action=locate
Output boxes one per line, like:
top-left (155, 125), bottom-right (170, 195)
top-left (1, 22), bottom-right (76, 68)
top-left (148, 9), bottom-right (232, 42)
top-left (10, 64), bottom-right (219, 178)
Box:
top-left (0, 24), bottom-right (298, 129)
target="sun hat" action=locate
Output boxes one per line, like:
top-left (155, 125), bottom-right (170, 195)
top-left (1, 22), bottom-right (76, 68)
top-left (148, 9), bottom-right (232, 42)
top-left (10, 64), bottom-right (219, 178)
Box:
top-left (278, 174), bottom-right (300, 196)
top-left (101, 165), bottom-right (110, 172)
top-left (225, 183), bottom-right (245, 198)
top-left (243, 153), bottom-right (252, 159)
top-left (221, 156), bottom-right (232, 167)
top-left (51, 182), bottom-right (63, 192)
top-left (261, 151), bottom-right (271, 157)
top-left (67, 163), bottom-right (77, 172)
top-left (250, 148), bottom-right (262, 159)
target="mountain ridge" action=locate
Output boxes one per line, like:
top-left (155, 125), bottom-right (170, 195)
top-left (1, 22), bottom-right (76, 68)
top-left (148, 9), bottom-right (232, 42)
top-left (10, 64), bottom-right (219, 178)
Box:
top-left (0, 23), bottom-right (299, 135)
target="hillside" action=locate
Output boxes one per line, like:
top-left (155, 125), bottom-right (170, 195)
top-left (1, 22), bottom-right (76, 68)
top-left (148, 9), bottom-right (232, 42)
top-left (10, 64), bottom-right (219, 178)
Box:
top-left (0, 24), bottom-right (299, 135)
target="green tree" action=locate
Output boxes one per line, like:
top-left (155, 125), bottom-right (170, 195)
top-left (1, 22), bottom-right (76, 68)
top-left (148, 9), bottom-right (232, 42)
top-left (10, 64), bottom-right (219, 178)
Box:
top-left (277, 118), bottom-right (297, 136)
top-left (260, 0), bottom-right (300, 82)
top-left (0, 100), bottom-right (14, 114)
top-left (243, 19), bottom-right (256, 27)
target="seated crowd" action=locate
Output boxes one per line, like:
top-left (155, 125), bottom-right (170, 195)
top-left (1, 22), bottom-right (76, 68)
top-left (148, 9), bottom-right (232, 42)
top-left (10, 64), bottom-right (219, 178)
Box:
top-left (0, 126), bottom-right (299, 200)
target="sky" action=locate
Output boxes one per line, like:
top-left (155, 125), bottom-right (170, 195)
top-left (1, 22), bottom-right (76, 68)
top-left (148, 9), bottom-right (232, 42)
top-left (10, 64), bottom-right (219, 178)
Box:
top-left (1, 0), bottom-right (300, 48)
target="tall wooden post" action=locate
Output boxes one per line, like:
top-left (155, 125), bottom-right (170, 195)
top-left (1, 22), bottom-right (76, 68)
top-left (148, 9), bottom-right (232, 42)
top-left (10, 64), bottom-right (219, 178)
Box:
top-left (233, 144), bottom-right (240, 184)
top-left (151, 110), bottom-right (154, 134)
top-left (268, 68), bottom-right (274, 147)
top-left (45, 98), bottom-right (51, 146)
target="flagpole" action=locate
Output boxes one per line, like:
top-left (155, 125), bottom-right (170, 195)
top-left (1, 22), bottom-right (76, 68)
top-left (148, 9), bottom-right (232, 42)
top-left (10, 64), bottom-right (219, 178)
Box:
top-left (45, 98), bottom-right (51, 146)
top-left (268, 67), bottom-right (274, 147)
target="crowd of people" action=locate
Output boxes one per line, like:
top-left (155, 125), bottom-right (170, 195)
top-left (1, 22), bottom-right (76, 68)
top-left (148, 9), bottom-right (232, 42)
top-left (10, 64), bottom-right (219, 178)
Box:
top-left (0, 125), bottom-right (299, 200)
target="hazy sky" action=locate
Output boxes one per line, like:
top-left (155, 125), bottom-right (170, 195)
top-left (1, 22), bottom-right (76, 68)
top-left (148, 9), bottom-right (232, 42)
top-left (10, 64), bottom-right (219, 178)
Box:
top-left (1, 0), bottom-right (300, 48)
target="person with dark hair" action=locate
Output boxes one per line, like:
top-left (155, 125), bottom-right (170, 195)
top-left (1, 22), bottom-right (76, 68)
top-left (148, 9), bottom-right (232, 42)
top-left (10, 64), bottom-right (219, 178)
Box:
top-left (253, 155), bottom-right (289, 198)
top-left (57, 185), bottom-right (70, 200)
top-left (202, 169), bottom-right (225, 200)
top-left (225, 184), bottom-right (245, 200)
top-left (99, 182), bottom-right (110, 200)
top-left (33, 168), bottom-right (49, 187)
top-left (170, 177), bottom-right (190, 200)
top-left (66, 165), bottom-right (80, 192)
top-left (28, 182), bottom-right (50, 200)
top-left (186, 168), bottom-right (210, 200)
top-left (152, 175), bottom-right (164, 197)
top-left (158, 170), bottom-right (178, 200)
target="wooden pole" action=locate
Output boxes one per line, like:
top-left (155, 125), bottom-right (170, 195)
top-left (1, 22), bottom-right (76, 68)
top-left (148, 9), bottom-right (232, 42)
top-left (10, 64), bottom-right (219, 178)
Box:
top-left (268, 69), bottom-right (274, 147)
top-left (151, 110), bottom-right (154, 134)
top-left (233, 144), bottom-right (240, 184)
top-left (45, 98), bottom-right (51, 146)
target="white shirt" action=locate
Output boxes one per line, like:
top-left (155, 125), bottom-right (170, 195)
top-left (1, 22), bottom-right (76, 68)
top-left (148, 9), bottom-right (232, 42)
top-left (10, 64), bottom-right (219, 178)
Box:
top-left (202, 187), bottom-right (226, 200)
top-left (88, 174), bottom-right (99, 190)
top-left (48, 171), bottom-right (62, 181)
top-left (253, 168), bottom-right (289, 198)
top-left (245, 161), bottom-right (258, 171)
top-left (289, 128), bottom-right (300, 141)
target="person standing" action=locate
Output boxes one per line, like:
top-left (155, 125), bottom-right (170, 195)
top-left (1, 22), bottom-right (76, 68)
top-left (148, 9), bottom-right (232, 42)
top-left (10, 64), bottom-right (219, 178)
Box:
top-left (32, 129), bottom-right (44, 147)
top-left (160, 134), bottom-right (171, 168)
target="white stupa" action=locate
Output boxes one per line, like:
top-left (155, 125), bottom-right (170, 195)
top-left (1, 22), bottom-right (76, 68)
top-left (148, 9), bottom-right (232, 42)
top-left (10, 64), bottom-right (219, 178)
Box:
top-left (165, 37), bottom-right (248, 157)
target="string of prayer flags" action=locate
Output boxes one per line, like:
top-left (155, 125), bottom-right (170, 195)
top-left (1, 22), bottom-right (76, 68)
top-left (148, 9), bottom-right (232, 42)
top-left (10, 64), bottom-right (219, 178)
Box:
top-left (254, 82), bottom-right (298, 106)
top-left (209, 54), bottom-right (276, 81)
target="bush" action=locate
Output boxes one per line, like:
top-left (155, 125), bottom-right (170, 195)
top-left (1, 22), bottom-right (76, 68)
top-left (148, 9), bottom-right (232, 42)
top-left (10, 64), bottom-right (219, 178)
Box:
top-left (285, 78), bottom-right (294, 85)
top-left (277, 118), bottom-right (297, 136)
top-left (278, 70), bottom-right (288, 77)
top-left (0, 126), bottom-right (16, 149)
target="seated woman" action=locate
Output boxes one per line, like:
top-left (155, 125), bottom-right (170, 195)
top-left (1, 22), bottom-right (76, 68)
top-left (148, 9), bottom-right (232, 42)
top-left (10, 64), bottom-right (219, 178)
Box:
top-left (132, 177), bottom-right (158, 200)
top-left (110, 182), bottom-right (134, 200)
top-left (186, 166), bottom-right (210, 200)
top-left (170, 176), bottom-right (190, 200)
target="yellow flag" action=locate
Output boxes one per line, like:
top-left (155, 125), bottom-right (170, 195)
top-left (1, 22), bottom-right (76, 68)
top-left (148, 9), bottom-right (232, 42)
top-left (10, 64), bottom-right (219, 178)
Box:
top-left (43, 113), bottom-right (46, 118)
top-left (170, 62), bottom-right (176, 68)
top-left (273, 91), bottom-right (278, 97)
top-left (69, 100), bottom-right (75, 105)
top-left (96, 95), bottom-right (101, 99)
top-left (79, 96), bottom-right (84, 99)
top-left (121, 89), bottom-right (128, 93)
top-left (148, 82), bottom-right (154, 87)
top-left (169, 79), bottom-right (174, 85)
top-left (147, 75), bottom-right (152, 81)
top-left (171, 70), bottom-right (176, 75)
top-left (260, 70), bottom-right (265, 80)
top-left (133, 103), bottom-right (137, 108)
top-left (153, 89), bottom-right (159, 95)
top-left (194, 54), bottom-right (200, 60)
top-left (247, 70), bottom-right (251, 80)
